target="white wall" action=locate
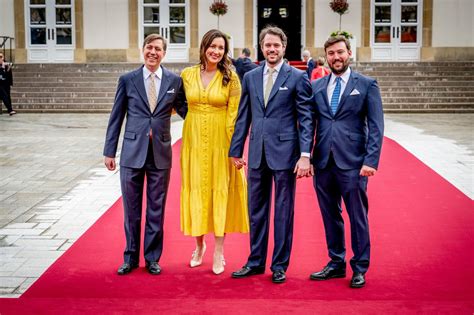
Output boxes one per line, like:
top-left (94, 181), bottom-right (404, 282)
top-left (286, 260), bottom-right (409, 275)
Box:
top-left (314, 0), bottom-right (361, 48)
top-left (432, 0), bottom-right (474, 47)
top-left (0, 0), bottom-right (15, 48)
top-left (83, 0), bottom-right (129, 49)
top-left (198, 0), bottom-right (245, 50)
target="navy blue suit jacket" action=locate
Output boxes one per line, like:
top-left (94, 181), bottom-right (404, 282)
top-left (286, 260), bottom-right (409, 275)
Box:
top-left (311, 70), bottom-right (384, 170)
top-left (229, 62), bottom-right (313, 170)
top-left (306, 58), bottom-right (315, 79)
top-left (103, 65), bottom-right (187, 169)
top-left (233, 57), bottom-right (259, 81)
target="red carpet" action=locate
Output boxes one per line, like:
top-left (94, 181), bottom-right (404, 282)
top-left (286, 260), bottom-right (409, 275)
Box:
top-left (1, 138), bottom-right (473, 314)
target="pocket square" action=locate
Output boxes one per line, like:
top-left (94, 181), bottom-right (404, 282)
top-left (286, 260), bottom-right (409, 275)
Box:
top-left (279, 86), bottom-right (289, 91)
top-left (166, 89), bottom-right (175, 94)
top-left (350, 89), bottom-right (360, 96)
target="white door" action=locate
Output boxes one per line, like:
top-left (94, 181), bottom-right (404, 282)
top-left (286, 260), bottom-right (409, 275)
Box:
top-left (140, 0), bottom-right (189, 62)
top-left (371, 0), bottom-right (422, 61)
top-left (26, 0), bottom-right (75, 63)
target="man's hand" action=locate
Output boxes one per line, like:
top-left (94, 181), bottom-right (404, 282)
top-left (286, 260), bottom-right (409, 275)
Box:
top-left (360, 165), bottom-right (376, 177)
top-left (294, 156), bottom-right (312, 178)
top-left (232, 157), bottom-right (246, 170)
top-left (104, 156), bottom-right (116, 171)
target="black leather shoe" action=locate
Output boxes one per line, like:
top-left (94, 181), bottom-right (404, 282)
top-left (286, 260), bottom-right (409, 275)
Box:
top-left (272, 270), bottom-right (286, 283)
top-left (231, 266), bottom-right (265, 278)
top-left (350, 272), bottom-right (365, 288)
top-left (117, 262), bottom-right (138, 275)
top-left (146, 261), bottom-right (162, 275)
top-left (309, 265), bottom-right (346, 280)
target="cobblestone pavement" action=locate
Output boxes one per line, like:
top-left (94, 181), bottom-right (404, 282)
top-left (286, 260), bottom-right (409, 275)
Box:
top-left (0, 113), bottom-right (472, 297)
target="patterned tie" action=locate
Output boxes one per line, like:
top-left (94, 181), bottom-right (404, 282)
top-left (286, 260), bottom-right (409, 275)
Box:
top-left (264, 68), bottom-right (275, 106)
top-left (330, 76), bottom-right (342, 115)
top-left (148, 73), bottom-right (157, 113)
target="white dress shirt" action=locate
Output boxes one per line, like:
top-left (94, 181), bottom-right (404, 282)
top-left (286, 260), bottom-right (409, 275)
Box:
top-left (262, 59), bottom-right (284, 95)
top-left (327, 67), bottom-right (351, 105)
top-left (143, 65), bottom-right (163, 101)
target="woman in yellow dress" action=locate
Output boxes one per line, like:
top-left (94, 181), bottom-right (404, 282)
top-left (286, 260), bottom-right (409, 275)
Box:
top-left (180, 29), bottom-right (249, 275)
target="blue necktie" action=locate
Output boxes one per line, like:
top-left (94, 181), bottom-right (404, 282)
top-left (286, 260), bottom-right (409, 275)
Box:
top-left (330, 77), bottom-right (342, 115)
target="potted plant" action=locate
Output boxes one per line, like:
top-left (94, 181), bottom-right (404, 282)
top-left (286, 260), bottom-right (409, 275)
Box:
top-left (329, 0), bottom-right (349, 31)
top-left (209, 0), bottom-right (228, 30)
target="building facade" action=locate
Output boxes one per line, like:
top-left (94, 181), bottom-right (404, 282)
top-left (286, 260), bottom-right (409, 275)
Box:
top-left (1, 0), bottom-right (473, 63)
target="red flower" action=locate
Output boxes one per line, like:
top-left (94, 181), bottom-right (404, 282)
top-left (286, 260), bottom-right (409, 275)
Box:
top-left (209, 0), bottom-right (228, 16)
top-left (329, 0), bottom-right (349, 15)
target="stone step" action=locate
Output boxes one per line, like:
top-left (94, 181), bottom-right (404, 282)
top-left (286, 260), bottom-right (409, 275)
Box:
top-left (8, 62), bottom-right (472, 114)
top-left (377, 81), bottom-right (473, 87)
top-left (3, 108), bottom-right (112, 114)
top-left (12, 97), bottom-right (114, 104)
top-left (383, 97), bottom-right (474, 103)
top-left (12, 87), bottom-right (117, 92)
top-left (11, 91), bottom-right (117, 98)
top-left (383, 103), bottom-right (474, 109)
top-left (380, 92), bottom-right (474, 97)
top-left (383, 108), bottom-right (474, 113)
top-left (13, 104), bottom-right (112, 110)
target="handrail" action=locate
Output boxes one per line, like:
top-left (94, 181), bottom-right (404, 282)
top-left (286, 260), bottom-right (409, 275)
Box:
top-left (0, 36), bottom-right (15, 65)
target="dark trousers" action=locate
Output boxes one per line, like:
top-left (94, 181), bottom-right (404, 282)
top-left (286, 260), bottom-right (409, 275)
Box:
top-left (0, 86), bottom-right (13, 113)
top-left (120, 140), bottom-right (170, 265)
top-left (246, 150), bottom-right (297, 272)
top-left (314, 154), bottom-right (370, 273)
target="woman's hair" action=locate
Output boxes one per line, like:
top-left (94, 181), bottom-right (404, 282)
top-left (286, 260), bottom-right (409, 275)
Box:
top-left (317, 56), bottom-right (326, 66)
top-left (199, 29), bottom-right (233, 87)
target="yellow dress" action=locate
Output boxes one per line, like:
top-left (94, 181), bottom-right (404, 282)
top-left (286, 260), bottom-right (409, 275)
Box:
top-left (180, 65), bottom-right (249, 237)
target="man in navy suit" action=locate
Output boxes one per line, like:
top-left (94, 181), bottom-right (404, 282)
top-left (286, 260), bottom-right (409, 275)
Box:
top-left (232, 48), bottom-right (259, 82)
top-left (103, 34), bottom-right (187, 275)
top-left (229, 26), bottom-right (313, 283)
top-left (302, 50), bottom-right (315, 80)
top-left (309, 36), bottom-right (384, 288)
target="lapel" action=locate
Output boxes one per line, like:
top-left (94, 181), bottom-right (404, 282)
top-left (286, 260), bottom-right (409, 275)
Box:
top-left (132, 66), bottom-right (150, 110)
top-left (253, 66), bottom-right (265, 108)
top-left (266, 62), bottom-right (290, 107)
top-left (335, 71), bottom-right (358, 116)
top-left (156, 66), bottom-right (171, 107)
top-left (318, 75), bottom-right (331, 115)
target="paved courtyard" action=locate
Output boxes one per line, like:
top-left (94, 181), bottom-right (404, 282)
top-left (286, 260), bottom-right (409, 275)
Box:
top-left (0, 113), bottom-right (472, 297)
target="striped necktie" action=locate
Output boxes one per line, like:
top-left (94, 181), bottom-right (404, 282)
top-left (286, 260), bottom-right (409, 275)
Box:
top-left (330, 76), bottom-right (342, 115)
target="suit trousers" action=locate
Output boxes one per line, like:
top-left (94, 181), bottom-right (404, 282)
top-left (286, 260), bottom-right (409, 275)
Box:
top-left (246, 146), bottom-right (296, 272)
top-left (120, 139), bottom-right (170, 265)
top-left (314, 154), bottom-right (370, 273)
top-left (0, 86), bottom-right (13, 113)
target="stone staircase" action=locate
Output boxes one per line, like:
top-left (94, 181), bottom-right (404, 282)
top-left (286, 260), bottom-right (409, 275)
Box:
top-left (354, 62), bottom-right (474, 113)
top-left (5, 62), bottom-right (474, 113)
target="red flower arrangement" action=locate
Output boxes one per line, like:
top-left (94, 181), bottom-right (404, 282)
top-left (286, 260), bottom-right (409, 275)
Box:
top-left (329, 0), bottom-right (349, 15)
top-left (209, 0), bottom-right (228, 16)
top-left (329, 0), bottom-right (349, 31)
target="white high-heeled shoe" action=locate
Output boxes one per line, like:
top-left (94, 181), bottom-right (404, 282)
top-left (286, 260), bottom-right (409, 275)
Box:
top-left (190, 243), bottom-right (206, 267)
top-left (212, 253), bottom-right (226, 275)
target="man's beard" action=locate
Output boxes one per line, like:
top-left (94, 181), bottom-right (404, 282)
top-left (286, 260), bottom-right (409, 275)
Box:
top-left (265, 54), bottom-right (282, 65)
top-left (329, 59), bottom-right (350, 75)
